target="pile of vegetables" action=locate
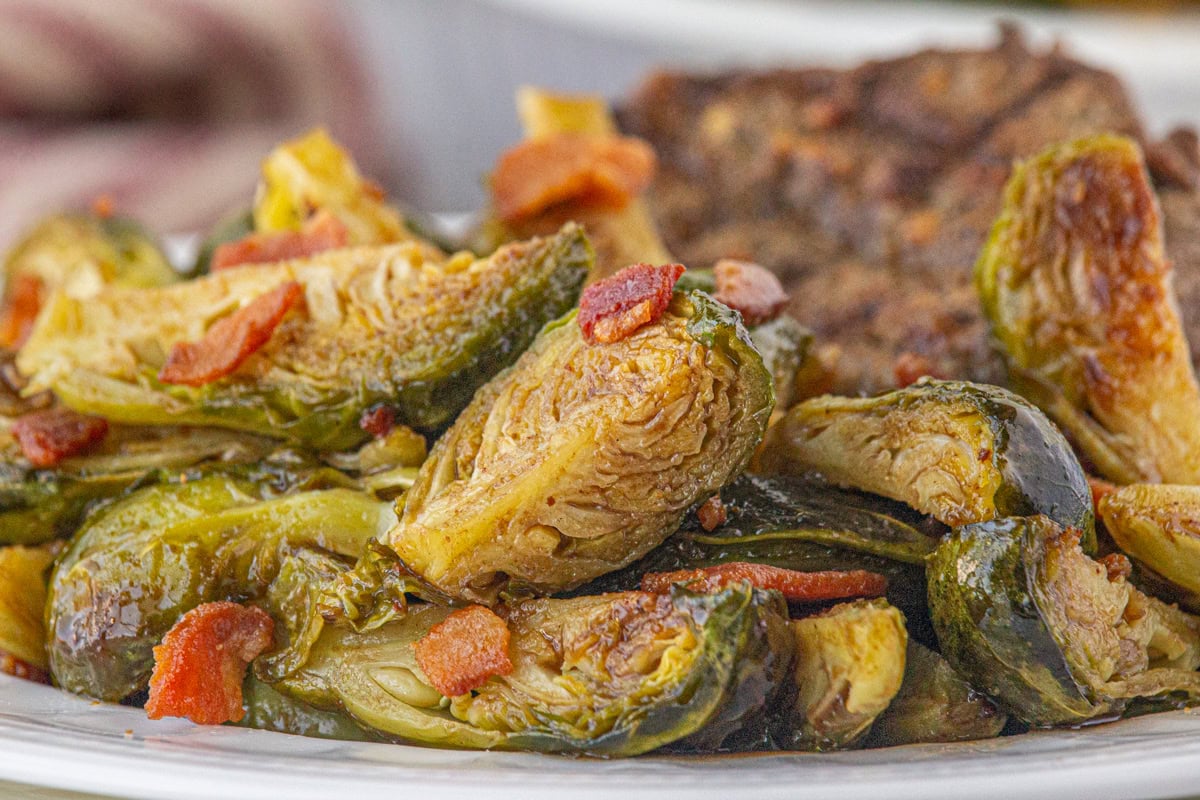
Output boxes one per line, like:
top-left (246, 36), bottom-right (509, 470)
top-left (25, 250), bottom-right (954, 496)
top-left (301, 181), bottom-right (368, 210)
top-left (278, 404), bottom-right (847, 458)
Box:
top-left (2, 93), bottom-right (1200, 757)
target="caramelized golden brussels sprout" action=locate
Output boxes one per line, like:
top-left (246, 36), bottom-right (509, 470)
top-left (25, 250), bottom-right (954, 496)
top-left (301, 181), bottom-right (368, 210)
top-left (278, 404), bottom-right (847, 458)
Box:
top-left (279, 584), bottom-right (793, 755)
top-left (390, 290), bottom-right (774, 603)
top-left (757, 380), bottom-right (1095, 545)
top-left (46, 476), bottom-right (392, 701)
top-left (1099, 484), bottom-right (1200, 612)
top-left (0, 543), bottom-right (56, 675)
top-left (18, 225), bottom-right (591, 450)
top-left (781, 599), bottom-right (907, 751)
top-left (976, 135), bottom-right (1200, 484)
top-left (928, 515), bottom-right (1200, 727)
top-left (865, 641), bottom-right (1007, 746)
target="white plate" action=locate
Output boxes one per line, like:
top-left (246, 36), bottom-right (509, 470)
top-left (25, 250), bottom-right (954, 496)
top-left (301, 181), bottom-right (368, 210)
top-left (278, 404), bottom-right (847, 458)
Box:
top-left (3, 673), bottom-right (1200, 800)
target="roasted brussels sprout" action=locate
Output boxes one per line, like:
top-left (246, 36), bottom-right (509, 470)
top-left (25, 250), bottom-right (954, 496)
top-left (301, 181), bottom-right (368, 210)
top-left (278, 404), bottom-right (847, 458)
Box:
top-left (18, 225), bottom-right (592, 450)
top-left (1099, 484), bottom-right (1200, 612)
top-left (47, 476), bottom-right (393, 701)
top-left (757, 380), bottom-right (1095, 547)
top-left (780, 599), bottom-right (907, 751)
top-left (0, 543), bottom-right (56, 677)
top-left (976, 135), bottom-right (1200, 484)
top-left (239, 676), bottom-right (374, 741)
top-left (390, 289), bottom-right (774, 603)
top-left (279, 584), bottom-right (793, 755)
top-left (928, 515), bottom-right (1200, 727)
top-left (864, 641), bottom-right (1007, 746)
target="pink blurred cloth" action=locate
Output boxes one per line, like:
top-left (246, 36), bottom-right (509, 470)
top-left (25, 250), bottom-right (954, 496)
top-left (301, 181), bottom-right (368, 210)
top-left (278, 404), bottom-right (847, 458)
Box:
top-left (0, 0), bottom-right (384, 247)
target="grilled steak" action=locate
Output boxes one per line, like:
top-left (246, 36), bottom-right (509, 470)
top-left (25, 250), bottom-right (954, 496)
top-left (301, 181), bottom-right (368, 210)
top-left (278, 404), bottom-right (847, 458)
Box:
top-left (619, 25), bottom-right (1200, 394)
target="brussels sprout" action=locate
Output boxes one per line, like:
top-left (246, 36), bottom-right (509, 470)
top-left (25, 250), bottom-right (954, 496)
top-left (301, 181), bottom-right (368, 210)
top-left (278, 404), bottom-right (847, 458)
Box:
top-left (757, 380), bottom-right (1095, 547)
top-left (390, 289), bottom-right (774, 603)
top-left (18, 225), bottom-right (592, 450)
top-left (780, 599), bottom-right (907, 751)
top-left (476, 87), bottom-right (673, 280)
top-left (238, 675), bottom-right (375, 741)
top-left (0, 543), bottom-right (56, 674)
top-left (253, 128), bottom-right (421, 248)
top-left (864, 641), bottom-right (1007, 746)
top-left (928, 515), bottom-right (1200, 727)
top-left (279, 584), bottom-right (794, 755)
top-left (976, 135), bottom-right (1200, 484)
top-left (46, 476), bottom-right (393, 701)
top-left (1099, 484), bottom-right (1200, 612)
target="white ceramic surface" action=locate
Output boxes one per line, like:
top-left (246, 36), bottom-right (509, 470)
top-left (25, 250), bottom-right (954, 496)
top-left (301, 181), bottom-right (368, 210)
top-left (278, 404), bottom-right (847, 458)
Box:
top-left (3, 672), bottom-right (1200, 800)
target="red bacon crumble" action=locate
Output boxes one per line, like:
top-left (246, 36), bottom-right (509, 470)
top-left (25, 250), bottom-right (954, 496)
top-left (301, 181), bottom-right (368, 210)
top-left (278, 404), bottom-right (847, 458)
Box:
top-left (211, 211), bottom-right (349, 271)
top-left (492, 132), bottom-right (656, 224)
top-left (413, 605), bottom-right (513, 698)
top-left (0, 651), bottom-right (49, 684)
top-left (145, 602), bottom-right (274, 725)
top-left (359, 405), bottom-right (397, 439)
top-left (158, 281), bottom-right (302, 387)
top-left (1089, 476), bottom-right (1119, 516)
top-left (893, 352), bottom-right (944, 388)
top-left (697, 494), bottom-right (727, 531)
top-left (0, 274), bottom-right (45, 349)
top-left (641, 562), bottom-right (888, 603)
top-left (12, 408), bottom-right (108, 468)
top-left (1099, 552), bottom-right (1133, 583)
top-left (578, 262), bottom-right (685, 344)
top-left (713, 259), bottom-right (788, 325)
top-left (91, 194), bottom-right (116, 219)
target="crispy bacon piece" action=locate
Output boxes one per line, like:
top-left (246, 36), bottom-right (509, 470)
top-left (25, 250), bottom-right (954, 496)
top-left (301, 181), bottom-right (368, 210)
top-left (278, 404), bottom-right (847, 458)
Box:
top-left (1099, 552), bottom-right (1133, 583)
top-left (697, 494), bottom-right (727, 532)
top-left (641, 562), bottom-right (888, 603)
top-left (359, 405), bottom-right (396, 439)
top-left (893, 351), bottom-right (945, 388)
top-left (211, 211), bottom-right (349, 271)
top-left (413, 605), bottom-right (513, 698)
top-left (0, 274), bottom-right (44, 349)
top-left (578, 262), bottom-right (685, 345)
top-left (145, 602), bottom-right (274, 725)
top-left (713, 259), bottom-right (788, 325)
top-left (158, 281), bottom-right (302, 387)
top-left (493, 132), bottom-right (656, 224)
top-left (91, 194), bottom-right (116, 219)
top-left (12, 408), bottom-right (108, 468)
top-left (0, 651), bottom-right (49, 684)
top-left (1088, 475), bottom-right (1118, 516)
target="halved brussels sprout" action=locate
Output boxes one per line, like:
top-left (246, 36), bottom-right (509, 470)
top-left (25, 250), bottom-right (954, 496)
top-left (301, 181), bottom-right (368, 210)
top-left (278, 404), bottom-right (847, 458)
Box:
top-left (864, 641), bottom-right (1007, 746)
top-left (18, 225), bottom-right (592, 450)
top-left (781, 599), bottom-right (907, 751)
top-left (928, 515), bottom-right (1200, 727)
top-left (46, 476), bottom-right (393, 701)
top-left (757, 380), bottom-right (1095, 547)
top-left (389, 290), bottom-right (774, 603)
top-left (278, 584), bottom-right (794, 755)
top-left (976, 135), bottom-right (1200, 484)
top-left (0, 543), bottom-right (56, 674)
top-left (1099, 484), bottom-right (1200, 612)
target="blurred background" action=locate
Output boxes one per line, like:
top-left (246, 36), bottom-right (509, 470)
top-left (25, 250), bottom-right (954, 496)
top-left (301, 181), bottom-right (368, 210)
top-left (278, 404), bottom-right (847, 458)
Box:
top-left (1, 0), bottom-right (1199, 245)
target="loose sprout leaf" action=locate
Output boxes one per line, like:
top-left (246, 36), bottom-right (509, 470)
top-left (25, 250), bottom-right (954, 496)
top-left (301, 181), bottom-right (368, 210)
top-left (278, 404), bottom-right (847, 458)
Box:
top-left (1099, 484), bottom-right (1200, 612)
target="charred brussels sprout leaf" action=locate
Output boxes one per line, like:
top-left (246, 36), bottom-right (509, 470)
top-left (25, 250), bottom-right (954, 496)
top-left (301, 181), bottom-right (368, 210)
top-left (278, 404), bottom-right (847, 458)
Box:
top-left (279, 585), bottom-right (793, 755)
top-left (1099, 484), bottom-right (1200, 612)
top-left (18, 225), bottom-right (592, 450)
top-left (390, 290), bottom-right (774, 603)
top-left (238, 675), bottom-right (375, 741)
top-left (46, 477), bottom-right (393, 701)
top-left (976, 135), bottom-right (1200, 484)
top-left (928, 515), bottom-right (1200, 727)
top-left (780, 599), bottom-right (907, 750)
top-left (0, 543), bottom-right (57, 674)
top-left (864, 640), bottom-right (1006, 746)
top-left (758, 379), bottom-right (1095, 549)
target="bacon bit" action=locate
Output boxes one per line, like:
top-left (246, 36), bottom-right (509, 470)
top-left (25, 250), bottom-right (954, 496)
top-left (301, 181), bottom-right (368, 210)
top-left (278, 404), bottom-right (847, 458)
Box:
top-left (12, 408), bottom-right (108, 468)
top-left (359, 405), bottom-right (396, 439)
top-left (91, 194), bottom-right (116, 219)
top-left (413, 605), bottom-right (513, 698)
top-left (697, 495), bottom-right (727, 531)
top-left (362, 180), bottom-right (387, 202)
top-left (493, 132), bottom-right (656, 224)
top-left (713, 259), bottom-right (788, 325)
top-left (641, 562), bottom-right (888, 603)
top-left (0, 274), bottom-right (44, 349)
top-left (893, 351), bottom-right (943, 388)
top-left (578, 262), bottom-right (685, 344)
top-left (145, 602), bottom-right (274, 725)
top-left (1089, 476), bottom-right (1119, 516)
top-left (0, 651), bottom-right (49, 684)
top-left (211, 211), bottom-right (349, 271)
top-left (158, 282), bottom-right (302, 387)
top-left (1100, 552), bottom-right (1133, 583)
